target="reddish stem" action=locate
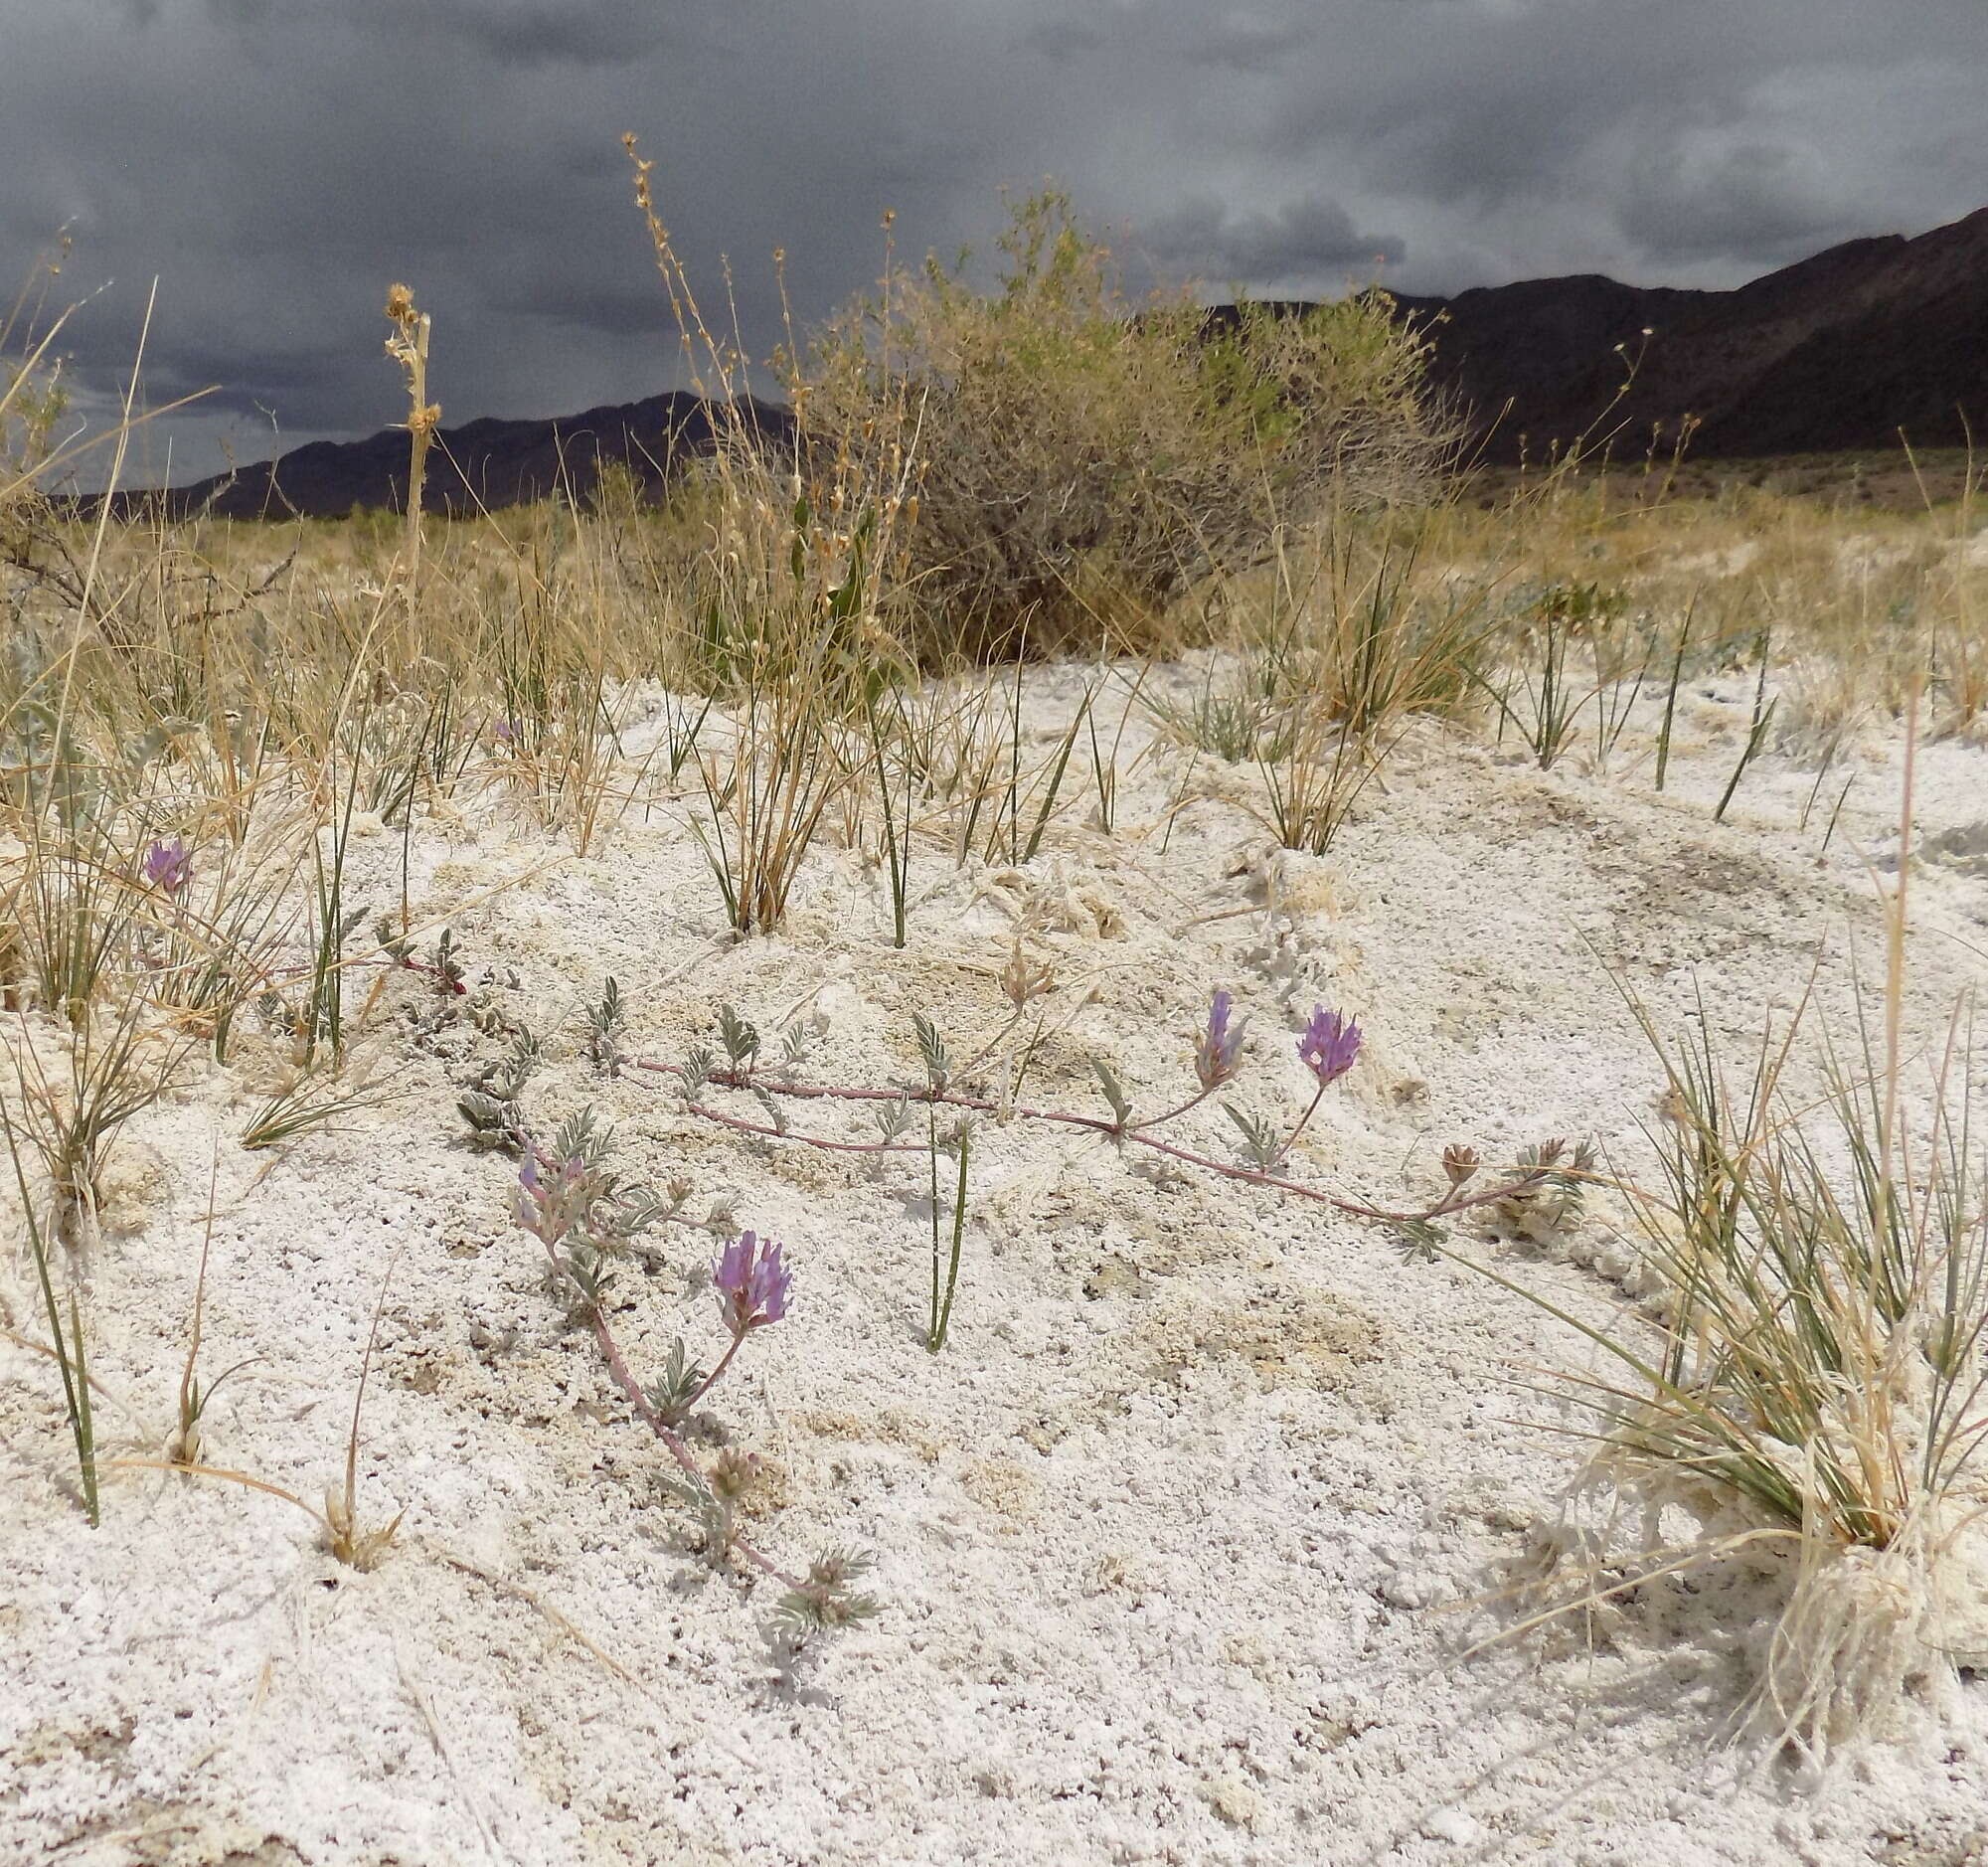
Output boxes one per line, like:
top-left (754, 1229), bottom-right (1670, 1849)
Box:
top-left (641, 1060), bottom-right (1541, 1227)
top-left (1130, 1083), bottom-right (1220, 1132)
top-left (1278, 1080), bottom-right (1330, 1161)
top-left (680, 1325), bottom-right (748, 1416)
top-left (692, 1102), bottom-right (923, 1153)
top-left (536, 1232), bottom-right (802, 1593)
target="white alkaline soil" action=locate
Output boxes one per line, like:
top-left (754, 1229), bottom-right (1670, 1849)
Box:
top-left (5, 666), bottom-right (1987, 1866)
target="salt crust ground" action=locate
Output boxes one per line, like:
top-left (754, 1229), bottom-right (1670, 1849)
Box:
top-left (4, 661), bottom-right (1988, 1867)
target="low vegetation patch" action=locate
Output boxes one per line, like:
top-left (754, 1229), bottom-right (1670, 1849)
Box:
top-left (4, 180), bottom-right (1988, 1816)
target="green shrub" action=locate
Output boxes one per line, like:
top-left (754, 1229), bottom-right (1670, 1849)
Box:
top-left (793, 189), bottom-right (1445, 662)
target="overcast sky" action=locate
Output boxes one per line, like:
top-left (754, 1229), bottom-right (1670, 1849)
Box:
top-left (6, 0), bottom-right (1985, 486)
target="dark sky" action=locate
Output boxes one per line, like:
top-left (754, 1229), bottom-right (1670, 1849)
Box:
top-left (7, 0), bottom-right (1985, 487)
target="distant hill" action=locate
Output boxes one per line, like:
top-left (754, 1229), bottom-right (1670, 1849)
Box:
top-left (1389, 204), bottom-right (1988, 461)
top-left (137, 206), bottom-right (1988, 518)
top-left (143, 391), bottom-right (790, 520)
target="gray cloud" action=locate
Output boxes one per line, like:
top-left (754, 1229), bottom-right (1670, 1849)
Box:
top-left (2, 0), bottom-right (1981, 486)
top-left (348, 0), bottom-right (707, 69)
top-left (1192, 13), bottom-right (1314, 75)
top-left (1023, 19), bottom-right (1107, 58)
top-left (1138, 195), bottom-right (1404, 289)
top-left (1616, 140), bottom-right (1847, 266)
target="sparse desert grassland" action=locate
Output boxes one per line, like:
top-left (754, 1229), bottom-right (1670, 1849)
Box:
top-left (5, 230), bottom-right (1988, 1863)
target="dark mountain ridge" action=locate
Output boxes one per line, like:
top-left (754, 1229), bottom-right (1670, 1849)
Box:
top-left (139, 391), bottom-right (791, 521)
top-left (136, 204), bottom-right (1988, 516)
top-left (1391, 204), bottom-right (1988, 461)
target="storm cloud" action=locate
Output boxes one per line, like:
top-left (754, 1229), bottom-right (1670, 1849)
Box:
top-left (1138, 196), bottom-right (1405, 291)
top-left (4, 0), bottom-right (1983, 484)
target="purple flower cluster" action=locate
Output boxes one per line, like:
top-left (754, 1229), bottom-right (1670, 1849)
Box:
top-left (1196, 989), bottom-right (1245, 1090)
top-left (141, 837), bottom-right (192, 896)
top-left (715, 1230), bottom-right (790, 1336)
top-left (1296, 1007), bottom-right (1362, 1087)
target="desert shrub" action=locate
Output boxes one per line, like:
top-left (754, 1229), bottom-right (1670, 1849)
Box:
top-left (2, 327), bottom-right (83, 624)
top-left (793, 189), bottom-right (1446, 662)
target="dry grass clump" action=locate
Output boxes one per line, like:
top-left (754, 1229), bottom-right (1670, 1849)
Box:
top-left (1143, 519), bottom-right (1497, 849)
top-left (1520, 722), bottom-right (1988, 1757)
top-left (1593, 982), bottom-right (1988, 1754)
top-left (1427, 452), bottom-right (1988, 749)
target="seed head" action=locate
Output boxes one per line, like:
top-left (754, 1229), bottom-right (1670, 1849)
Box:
top-left (708, 1444), bottom-right (763, 1505)
top-left (1442, 1143), bottom-right (1481, 1188)
top-left (1000, 940), bottom-right (1055, 1011)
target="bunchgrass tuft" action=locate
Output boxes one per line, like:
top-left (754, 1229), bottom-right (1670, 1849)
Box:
top-left (1492, 716), bottom-right (1988, 1755)
top-left (1588, 975), bottom-right (1988, 1751)
top-left (1, 1100), bottom-right (97, 1523)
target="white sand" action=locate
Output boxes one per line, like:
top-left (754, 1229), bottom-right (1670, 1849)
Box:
top-left (5, 663), bottom-right (1987, 1866)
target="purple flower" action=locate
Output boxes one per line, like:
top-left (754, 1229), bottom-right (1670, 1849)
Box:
top-left (1196, 989), bottom-right (1245, 1090)
top-left (714, 1230), bottom-right (790, 1335)
top-left (514, 1151), bottom-right (586, 1244)
top-left (514, 1154), bottom-right (565, 1240)
top-left (513, 1156), bottom-right (546, 1236)
top-left (1296, 1006), bottom-right (1362, 1087)
top-left (141, 837), bottom-right (192, 896)
top-left (493, 716), bottom-right (520, 747)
